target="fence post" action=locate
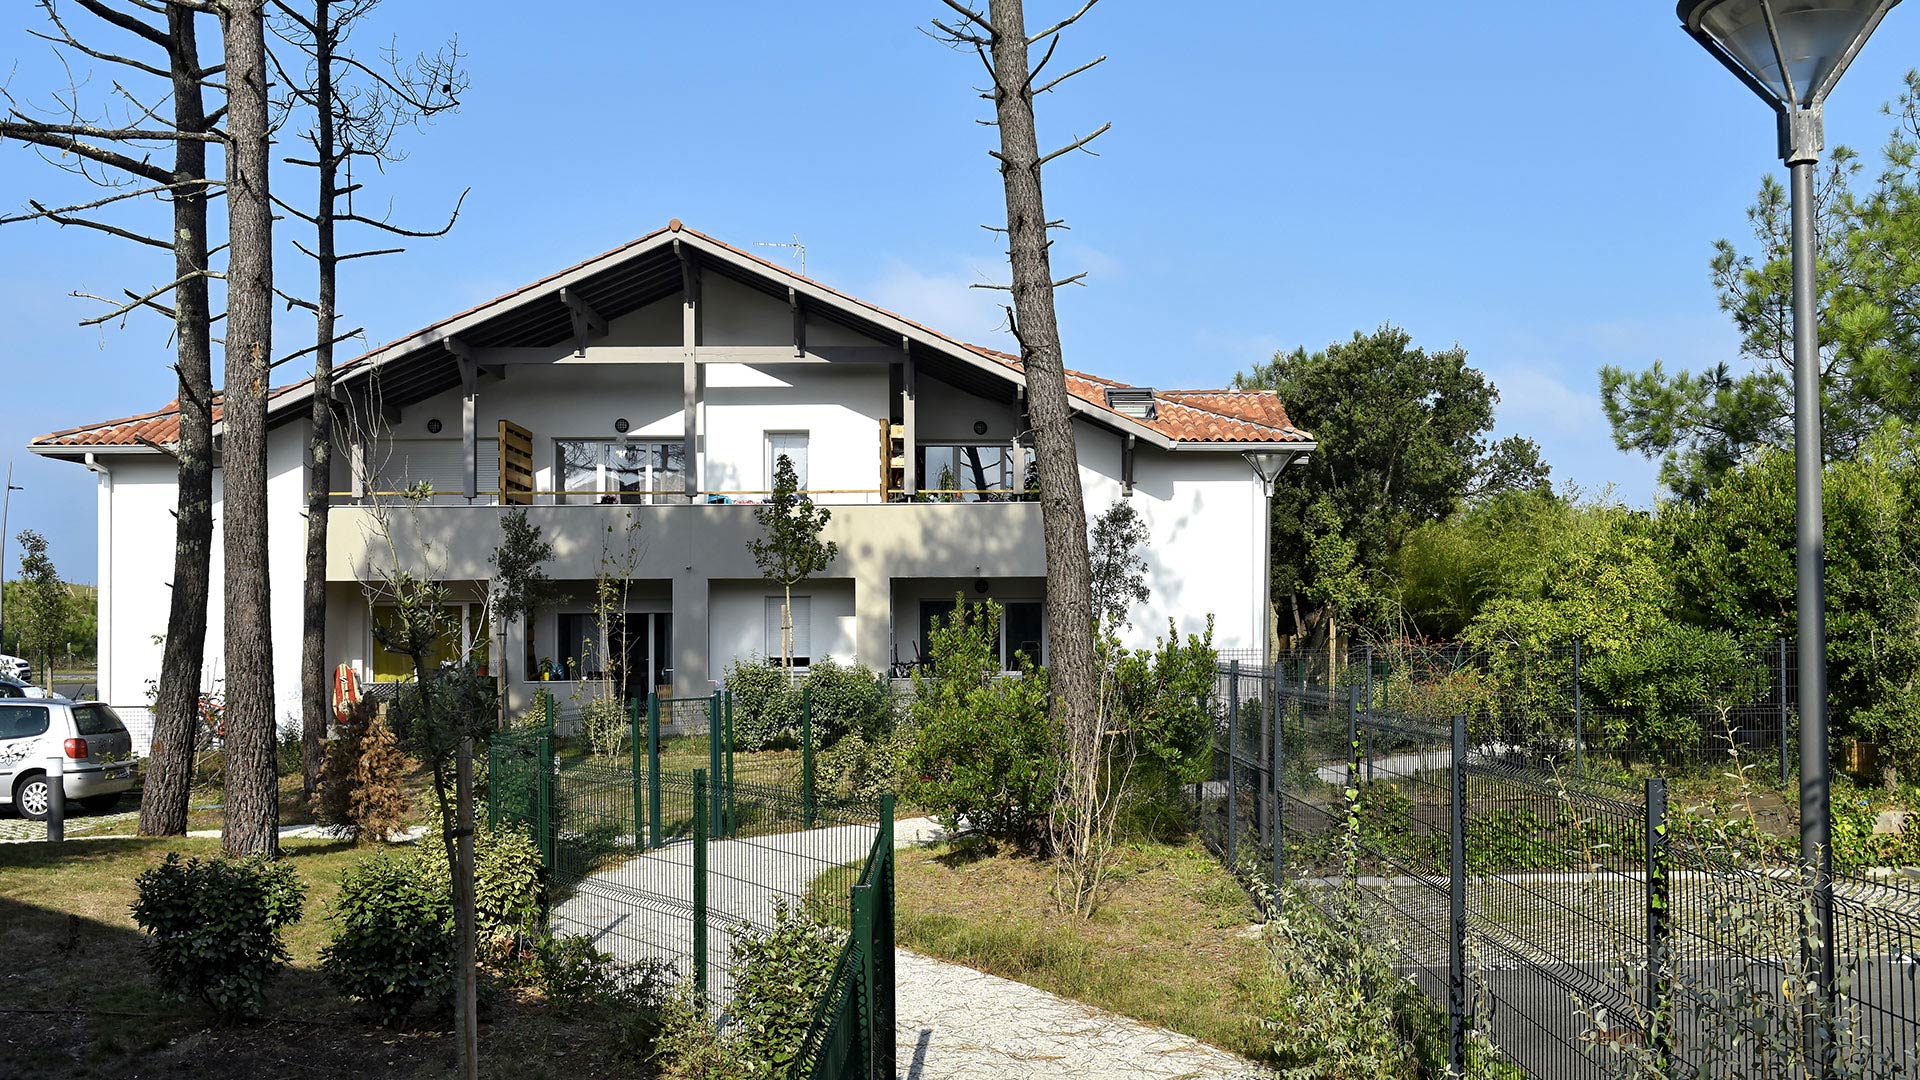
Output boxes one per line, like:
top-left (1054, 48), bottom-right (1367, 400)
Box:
top-left (536, 727), bottom-right (554, 873)
top-left (724, 691), bottom-right (737, 837)
top-left (486, 740), bottom-right (499, 831)
top-left (1345, 682), bottom-right (1359, 793)
top-left (802, 684), bottom-right (816, 828)
top-left (44, 751), bottom-right (64, 844)
top-left (708, 691), bottom-right (723, 838)
top-left (646, 693), bottom-right (662, 850)
top-left (1226, 660), bottom-right (1240, 871)
top-left (692, 768), bottom-right (709, 1005)
top-left (1271, 660), bottom-right (1285, 912)
top-left (877, 792), bottom-right (897, 1077)
top-left (1778, 637), bottom-right (1791, 786)
top-left (543, 691), bottom-right (553, 731)
top-left (1572, 640), bottom-right (1586, 775)
top-left (1449, 712), bottom-right (1468, 1078)
top-left (630, 697), bottom-right (644, 846)
top-left (1645, 777), bottom-right (1671, 1073)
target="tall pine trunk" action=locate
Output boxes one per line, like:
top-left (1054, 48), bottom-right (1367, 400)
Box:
top-left (981, 0), bottom-right (1099, 784)
top-left (299, 0), bottom-right (338, 801)
top-left (140, 5), bottom-right (215, 838)
top-left (219, 0), bottom-right (280, 858)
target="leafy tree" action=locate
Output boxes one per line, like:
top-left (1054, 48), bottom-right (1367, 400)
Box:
top-left (488, 507), bottom-right (555, 719)
top-left (1468, 436), bottom-right (1553, 502)
top-left (748, 454), bottom-right (837, 678)
top-left (12, 531), bottom-right (69, 690)
top-left (1602, 71), bottom-right (1920, 498)
top-left (1233, 327), bottom-right (1501, 640)
top-left (1088, 500), bottom-right (1150, 632)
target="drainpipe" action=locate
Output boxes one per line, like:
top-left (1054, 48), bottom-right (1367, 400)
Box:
top-left (84, 454), bottom-right (112, 702)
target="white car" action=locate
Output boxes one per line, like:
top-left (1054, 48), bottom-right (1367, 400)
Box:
top-left (0, 698), bottom-right (138, 820)
top-left (0, 655), bottom-right (29, 683)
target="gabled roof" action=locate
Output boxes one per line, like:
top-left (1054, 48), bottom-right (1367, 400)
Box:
top-left (31, 221), bottom-right (1314, 455)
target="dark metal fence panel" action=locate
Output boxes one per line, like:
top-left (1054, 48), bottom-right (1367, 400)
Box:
top-left (1199, 658), bottom-right (1920, 1080)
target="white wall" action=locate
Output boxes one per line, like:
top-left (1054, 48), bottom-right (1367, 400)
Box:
top-left (708, 579), bottom-right (856, 677)
top-left (702, 365), bottom-right (888, 500)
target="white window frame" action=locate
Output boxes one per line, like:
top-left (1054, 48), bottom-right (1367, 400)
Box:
top-left (554, 438), bottom-right (687, 505)
top-left (765, 431), bottom-right (810, 492)
top-left (764, 595), bottom-right (812, 668)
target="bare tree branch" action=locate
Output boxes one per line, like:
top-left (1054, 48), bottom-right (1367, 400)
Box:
top-left (1026, 0), bottom-right (1100, 45)
top-left (271, 326), bottom-right (364, 369)
top-left (0, 177), bottom-right (220, 225)
top-left (1035, 54), bottom-right (1104, 95)
top-left (27, 198), bottom-right (169, 247)
top-left (75, 267), bottom-right (220, 325)
top-left (0, 121), bottom-right (174, 183)
top-left (1034, 120), bottom-right (1110, 167)
top-left (937, 0), bottom-right (995, 35)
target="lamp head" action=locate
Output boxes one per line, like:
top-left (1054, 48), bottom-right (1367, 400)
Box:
top-left (1678, 1), bottom-right (1899, 109)
top-left (1242, 449), bottom-right (1299, 497)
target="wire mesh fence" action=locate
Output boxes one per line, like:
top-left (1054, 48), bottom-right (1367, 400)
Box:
top-left (486, 691), bottom-right (888, 1031)
top-left (1200, 658), bottom-right (1920, 1079)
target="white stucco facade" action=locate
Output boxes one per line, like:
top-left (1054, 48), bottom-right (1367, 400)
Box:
top-left (33, 224), bottom-right (1311, 720)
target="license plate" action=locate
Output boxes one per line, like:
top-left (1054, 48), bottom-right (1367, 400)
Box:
top-left (106, 765), bottom-right (132, 780)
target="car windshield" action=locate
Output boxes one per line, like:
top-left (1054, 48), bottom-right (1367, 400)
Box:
top-left (71, 704), bottom-right (125, 736)
top-left (0, 703), bottom-right (51, 740)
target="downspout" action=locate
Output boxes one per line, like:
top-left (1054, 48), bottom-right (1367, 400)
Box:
top-left (84, 454), bottom-right (112, 702)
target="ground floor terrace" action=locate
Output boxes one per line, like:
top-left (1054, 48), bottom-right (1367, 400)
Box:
top-left (325, 571), bottom-right (1069, 707)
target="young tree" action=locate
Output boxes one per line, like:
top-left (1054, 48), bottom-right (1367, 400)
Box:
top-left (1088, 499), bottom-right (1148, 633)
top-left (218, 0), bottom-right (283, 860)
top-left (748, 454), bottom-right (837, 680)
top-left (270, 0), bottom-right (468, 800)
top-left (488, 508), bottom-right (554, 725)
top-left (930, 0), bottom-right (1112, 919)
top-left (13, 531), bottom-right (70, 692)
top-left (0, 0), bottom-right (222, 838)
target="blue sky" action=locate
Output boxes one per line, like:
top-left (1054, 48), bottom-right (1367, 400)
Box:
top-left (4, 2), bottom-right (1919, 583)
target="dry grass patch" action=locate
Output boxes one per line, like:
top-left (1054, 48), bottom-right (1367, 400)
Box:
top-left (894, 835), bottom-right (1272, 1058)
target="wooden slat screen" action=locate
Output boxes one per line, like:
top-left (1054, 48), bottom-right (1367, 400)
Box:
top-left (499, 419), bottom-right (535, 505)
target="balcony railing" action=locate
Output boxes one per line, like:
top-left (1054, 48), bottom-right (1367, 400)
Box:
top-left (324, 487), bottom-right (1039, 506)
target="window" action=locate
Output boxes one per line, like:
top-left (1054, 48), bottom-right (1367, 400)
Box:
top-left (764, 595), bottom-right (811, 667)
top-left (71, 704), bottom-right (125, 737)
top-left (919, 444), bottom-right (1015, 501)
top-left (917, 598), bottom-right (1044, 671)
top-left (555, 612), bottom-right (670, 693)
top-left (0, 704), bottom-right (50, 741)
top-left (766, 432), bottom-right (809, 491)
top-left (371, 604), bottom-right (483, 682)
top-left (557, 439), bottom-right (689, 504)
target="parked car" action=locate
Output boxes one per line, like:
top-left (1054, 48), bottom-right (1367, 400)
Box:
top-left (0, 699), bottom-right (137, 820)
top-left (0, 655), bottom-right (30, 684)
top-left (0, 677), bottom-right (53, 700)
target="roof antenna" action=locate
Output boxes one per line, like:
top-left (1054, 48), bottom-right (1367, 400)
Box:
top-left (754, 233), bottom-right (807, 276)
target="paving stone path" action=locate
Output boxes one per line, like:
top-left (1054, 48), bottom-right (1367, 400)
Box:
top-left (896, 950), bottom-right (1264, 1080)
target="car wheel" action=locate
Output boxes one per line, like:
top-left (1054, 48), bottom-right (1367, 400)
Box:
top-left (81, 794), bottom-right (122, 813)
top-left (14, 774), bottom-right (51, 821)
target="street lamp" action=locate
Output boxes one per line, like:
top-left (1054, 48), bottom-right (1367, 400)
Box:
top-left (1677, 0), bottom-right (1900, 1053)
top-left (0, 462), bottom-right (20, 653)
top-left (1242, 449), bottom-right (1303, 670)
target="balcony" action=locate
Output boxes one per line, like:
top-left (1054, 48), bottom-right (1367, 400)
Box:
top-left (322, 498), bottom-right (1047, 584)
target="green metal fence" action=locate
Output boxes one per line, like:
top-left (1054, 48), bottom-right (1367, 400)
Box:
top-left (486, 689), bottom-right (893, 1068)
top-left (791, 794), bottom-right (896, 1080)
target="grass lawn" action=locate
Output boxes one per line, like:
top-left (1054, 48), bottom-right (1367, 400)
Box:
top-left (889, 834), bottom-right (1276, 1060)
top-left (0, 836), bottom-right (651, 1080)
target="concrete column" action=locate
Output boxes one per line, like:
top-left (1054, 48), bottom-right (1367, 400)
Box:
top-left (672, 573), bottom-right (709, 698)
top-left (855, 575), bottom-right (892, 674)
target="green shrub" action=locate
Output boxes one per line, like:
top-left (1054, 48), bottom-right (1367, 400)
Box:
top-left (725, 656), bottom-right (804, 749)
top-left (802, 658), bottom-right (895, 744)
top-left (275, 727), bottom-right (304, 777)
top-left (1585, 622), bottom-right (1764, 750)
top-left (130, 853), bottom-right (307, 1020)
top-left (412, 817), bottom-right (547, 941)
top-left (579, 693), bottom-right (629, 761)
top-left (321, 849), bottom-right (454, 1024)
top-left (818, 725), bottom-right (916, 801)
top-left (723, 903), bottom-right (845, 1080)
top-left (1110, 619), bottom-right (1217, 789)
top-left (907, 598), bottom-right (1059, 844)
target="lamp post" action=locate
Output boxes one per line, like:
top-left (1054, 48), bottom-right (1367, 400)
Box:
top-left (1241, 449), bottom-right (1301, 670)
top-left (0, 462), bottom-right (20, 652)
top-left (1676, 0), bottom-right (1901, 1064)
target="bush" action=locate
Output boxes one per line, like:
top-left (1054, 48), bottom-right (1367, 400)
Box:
top-left (322, 849), bottom-right (454, 1024)
top-left (311, 701), bottom-right (414, 842)
top-left (907, 598), bottom-right (1059, 844)
top-left (131, 853), bottom-right (307, 1020)
top-left (725, 657), bottom-right (804, 749)
top-left (802, 659), bottom-right (895, 744)
top-left (275, 726), bottom-right (304, 777)
top-left (1584, 622), bottom-right (1764, 750)
top-left (723, 903), bottom-right (846, 1079)
top-left (1110, 619), bottom-right (1217, 790)
top-left (818, 725), bottom-right (916, 801)
top-left (579, 693), bottom-right (628, 761)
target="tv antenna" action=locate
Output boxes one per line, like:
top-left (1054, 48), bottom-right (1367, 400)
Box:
top-left (754, 233), bottom-right (807, 276)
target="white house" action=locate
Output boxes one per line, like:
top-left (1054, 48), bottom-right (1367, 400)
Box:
top-left (29, 221), bottom-right (1313, 720)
